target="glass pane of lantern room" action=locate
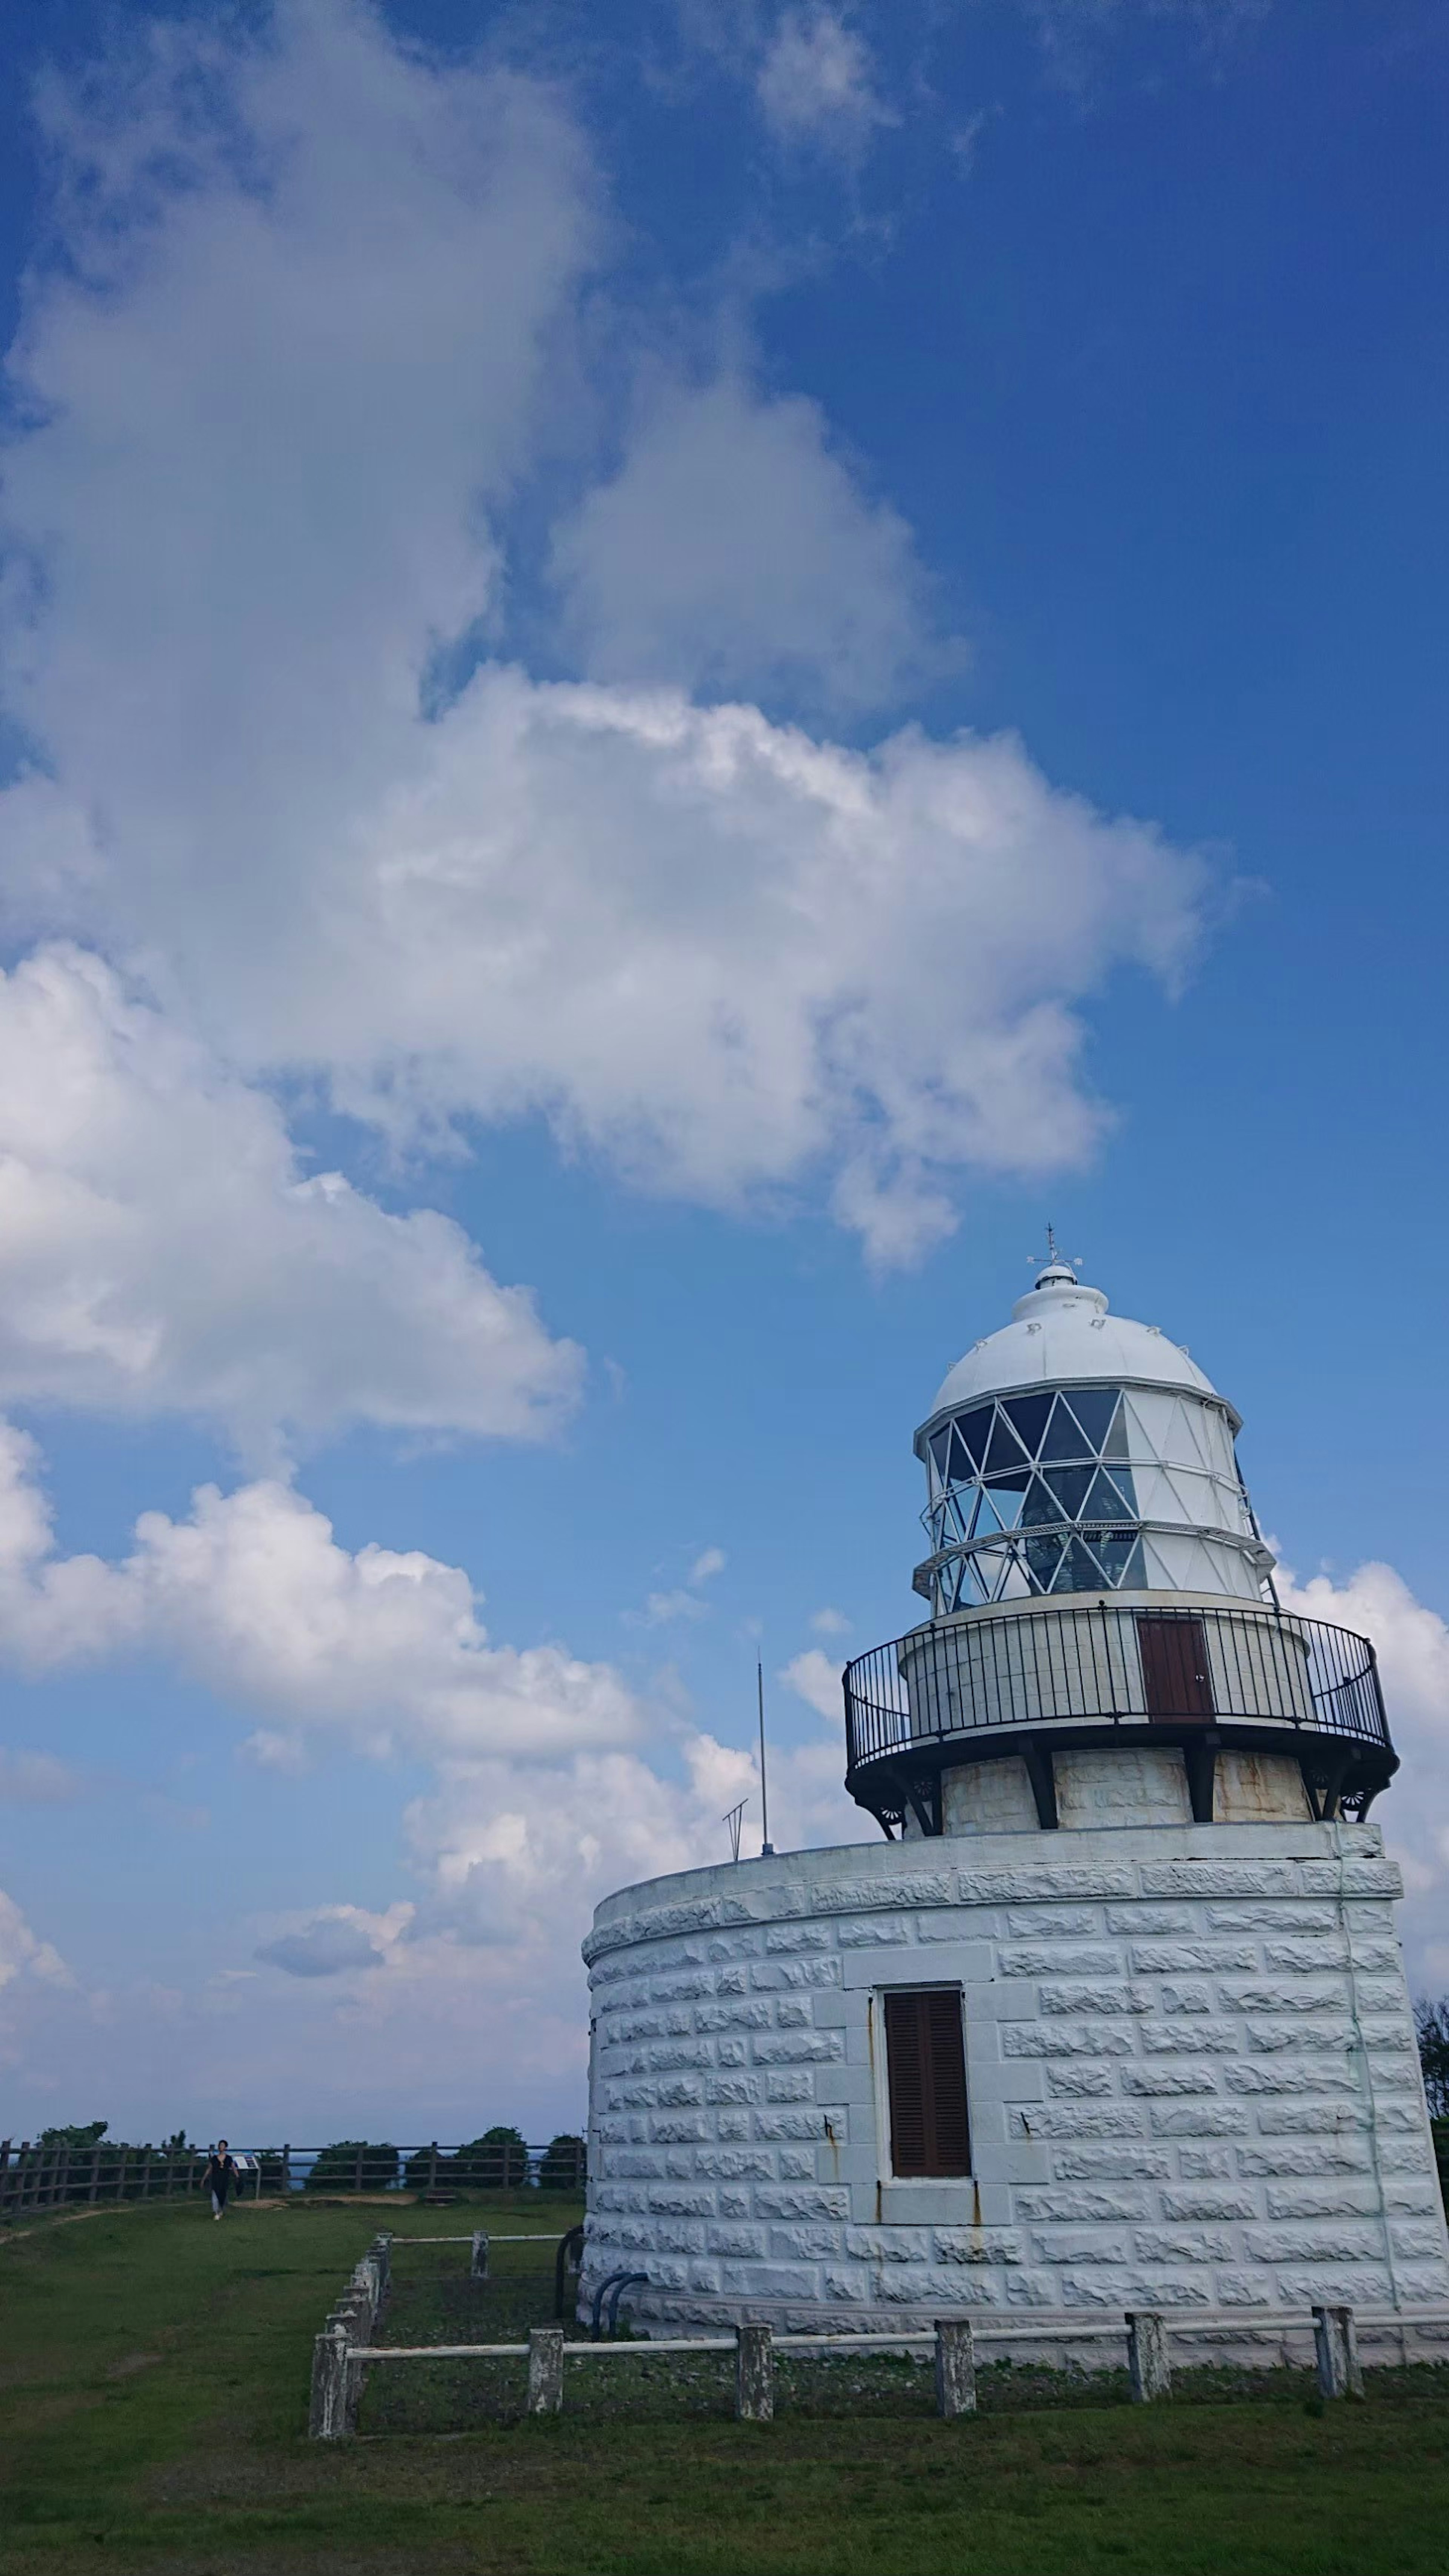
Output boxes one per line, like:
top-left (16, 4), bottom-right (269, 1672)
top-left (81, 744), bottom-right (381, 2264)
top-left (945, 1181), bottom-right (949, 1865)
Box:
top-left (1038, 1397), bottom-right (1091, 1463)
top-left (1062, 1388), bottom-right (1118, 1453)
top-left (1001, 1393), bottom-right (1052, 1458)
top-left (954, 1407), bottom-right (995, 1474)
top-left (982, 1410), bottom-right (1028, 1476)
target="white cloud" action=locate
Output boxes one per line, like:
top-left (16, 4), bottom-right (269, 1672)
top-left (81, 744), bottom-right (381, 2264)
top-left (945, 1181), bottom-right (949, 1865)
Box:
top-left (0, 945), bottom-right (581, 1456)
top-left (0, 1425), bottom-right (640, 1765)
top-left (689, 1547), bottom-right (727, 1586)
top-left (0, 1889), bottom-right (71, 1992)
top-left (1275, 1555), bottom-right (1449, 1986)
top-left (781, 1644), bottom-right (845, 1720)
top-left (757, 8), bottom-right (892, 149)
top-left (810, 1605), bottom-right (850, 1635)
top-left (637, 1587), bottom-right (710, 1628)
top-left (0, 1748), bottom-right (82, 1802)
top-left (256, 1903), bottom-right (411, 1979)
top-left (550, 372), bottom-right (935, 713)
top-left (0, 0), bottom-right (1208, 1270)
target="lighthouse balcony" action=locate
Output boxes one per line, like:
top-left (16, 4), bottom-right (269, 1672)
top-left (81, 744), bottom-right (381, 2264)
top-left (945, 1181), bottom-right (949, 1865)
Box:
top-left (842, 1596), bottom-right (1395, 1838)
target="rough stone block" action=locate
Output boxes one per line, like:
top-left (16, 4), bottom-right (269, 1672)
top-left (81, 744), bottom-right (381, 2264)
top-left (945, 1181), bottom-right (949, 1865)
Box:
top-left (1177, 2148), bottom-right (1233, 2180)
top-left (1238, 2143), bottom-right (1371, 2179)
top-left (1132, 2227), bottom-right (1232, 2264)
top-left (1161, 2187), bottom-right (1258, 2222)
top-left (1018, 2188), bottom-right (1150, 2223)
top-left (764, 1923), bottom-right (834, 1952)
top-left (1003, 2023), bottom-right (1134, 2059)
top-left (776, 2001), bottom-right (814, 2029)
top-left (1218, 1981), bottom-right (1346, 2014)
top-left (705, 2074), bottom-right (761, 2106)
top-left (777, 2148), bottom-right (817, 2180)
top-left (932, 2230), bottom-right (1025, 2266)
top-left (770, 2223), bottom-right (840, 2260)
top-left (1031, 2231), bottom-right (1130, 2265)
top-left (1388, 2220), bottom-right (1449, 2259)
top-left (706, 2224), bottom-right (768, 2257)
top-left (1276, 2265), bottom-right (1394, 2305)
top-left (1139, 1862), bottom-right (1296, 1897)
top-left (1040, 1982), bottom-right (1154, 2016)
top-left (1160, 1982), bottom-right (1213, 2014)
top-left (765, 2070), bottom-right (816, 2103)
top-left (1243, 2019), bottom-right (1354, 2053)
top-left (1122, 2066), bottom-right (1219, 2096)
top-left (1265, 2182), bottom-right (1380, 2221)
top-left (1045, 2064), bottom-right (1115, 2096)
top-left (1106, 1905), bottom-right (1195, 1935)
top-left (1008, 1907), bottom-right (1101, 1935)
top-left (1204, 1903), bottom-right (1336, 1932)
top-left (696, 2000), bottom-right (773, 2033)
top-left (836, 1918), bottom-right (913, 1947)
top-left (756, 2185), bottom-right (850, 2220)
top-left (1254, 2101), bottom-right (1370, 2134)
top-left (1054, 2146), bottom-right (1172, 2182)
top-left (1011, 2104), bottom-right (1144, 2139)
top-left (1243, 2225), bottom-right (1385, 2263)
top-left (752, 2032), bottom-right (844, 2065)
top-left (695, 2149), bottom-right (775, 2181)
top-left (754, 2109), bottom-right (825, 2142)
top-left (1140, 2022), bottom-right (1243, 2054)
top-left (1224, 2062), bottom-right (1347, 2096)
top-left (1129, 1942), bottom-right (1258, 1974)
top-left (998, 1946), bottom-right (1123, 1979)
top-left (749, 1957), bottom-right (843, 1991)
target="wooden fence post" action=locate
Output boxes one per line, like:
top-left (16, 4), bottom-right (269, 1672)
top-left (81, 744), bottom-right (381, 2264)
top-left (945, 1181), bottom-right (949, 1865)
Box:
top-left (735, 2324), bottom-right (774, 2423)
top-left (527, 2325), bottom-right (565, 2416)
top-left (1313, 2305), bottom-right (1363, 2400)
top-left (88, 2143), bottom-right (101, 2205)
top-left (471, 2231), bottom-right (489, 2282)
top-left (1126, 2312), bottom-right (1172, 2403)
top-left (934, 2319), bottom-right (977, 2417)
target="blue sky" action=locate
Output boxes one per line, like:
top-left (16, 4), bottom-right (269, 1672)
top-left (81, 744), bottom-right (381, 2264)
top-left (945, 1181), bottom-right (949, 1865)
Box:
top-left (0, 0), bottom-right (1446, 2146)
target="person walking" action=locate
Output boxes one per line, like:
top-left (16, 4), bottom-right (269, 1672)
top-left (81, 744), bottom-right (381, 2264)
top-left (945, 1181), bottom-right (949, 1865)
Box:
top-left (204, 2140), bottom-right (240, 2221)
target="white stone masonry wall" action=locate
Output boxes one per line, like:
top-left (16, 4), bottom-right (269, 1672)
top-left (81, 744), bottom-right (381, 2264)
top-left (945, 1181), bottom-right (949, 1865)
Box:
top-left (581, 1822), bottom-right (1449, 2338)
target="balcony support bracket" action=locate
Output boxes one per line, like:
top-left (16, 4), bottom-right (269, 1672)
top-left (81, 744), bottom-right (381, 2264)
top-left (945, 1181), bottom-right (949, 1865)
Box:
top-left (1184, 1734), bottom-right (1218, 1825)
top-left (1023, 1741), bottom-right (1058, 1832)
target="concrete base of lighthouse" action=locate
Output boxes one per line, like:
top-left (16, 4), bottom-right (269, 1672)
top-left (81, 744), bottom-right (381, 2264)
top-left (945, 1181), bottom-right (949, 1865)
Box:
top-left (581, 1820), bottom-right (1449, 2356)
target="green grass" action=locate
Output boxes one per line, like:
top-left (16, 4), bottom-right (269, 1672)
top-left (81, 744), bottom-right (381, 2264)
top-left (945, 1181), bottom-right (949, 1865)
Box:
top-left (4, 2197), bottom-right (1449, 2574)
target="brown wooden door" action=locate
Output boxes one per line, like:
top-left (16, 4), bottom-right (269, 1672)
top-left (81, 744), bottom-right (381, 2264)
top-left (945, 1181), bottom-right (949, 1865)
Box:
top-left (1137, 1614), bottom-right (1214, 1721)
top-left (883, 1989), bottom-right (971, 2177)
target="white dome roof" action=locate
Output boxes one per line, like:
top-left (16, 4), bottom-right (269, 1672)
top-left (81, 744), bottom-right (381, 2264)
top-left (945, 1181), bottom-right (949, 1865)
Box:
top-left (923, 1266), bottom-right (1233, 1429)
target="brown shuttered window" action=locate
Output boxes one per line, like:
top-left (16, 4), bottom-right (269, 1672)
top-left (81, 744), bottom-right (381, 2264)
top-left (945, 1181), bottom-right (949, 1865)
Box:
top-left (883, 1988), bottom-right (971, 2178)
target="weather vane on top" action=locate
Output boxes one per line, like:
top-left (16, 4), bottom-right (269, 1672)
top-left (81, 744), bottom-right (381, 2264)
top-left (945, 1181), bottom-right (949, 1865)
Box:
top-left (1030, 1223), bottom-right (1083, 1273)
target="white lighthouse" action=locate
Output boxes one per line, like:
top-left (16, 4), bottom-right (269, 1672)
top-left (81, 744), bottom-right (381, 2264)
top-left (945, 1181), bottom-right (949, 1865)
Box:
top-left (581, 1259), bottom-right (1449, 2342)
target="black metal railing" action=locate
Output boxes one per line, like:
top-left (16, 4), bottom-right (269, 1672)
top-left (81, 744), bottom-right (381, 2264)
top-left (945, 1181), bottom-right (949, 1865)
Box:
top-left (843, 1600), bottom-right (1391, 1778)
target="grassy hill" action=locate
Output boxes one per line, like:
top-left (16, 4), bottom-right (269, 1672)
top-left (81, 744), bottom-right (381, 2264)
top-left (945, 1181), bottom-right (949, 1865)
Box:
top-left (4, 2194), bottom-right (1449, 2573)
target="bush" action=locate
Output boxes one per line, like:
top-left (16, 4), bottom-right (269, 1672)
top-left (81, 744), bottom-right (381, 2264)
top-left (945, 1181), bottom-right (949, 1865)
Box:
top-left (539, 2133), bottom-right (586, 2191)
top-left (453, 2126), bottom-right (530, 2190)
top-left (1417, 1998), bottom-right (1449, 2119)
top-left (304, 2141), bottom-right (400, 2192)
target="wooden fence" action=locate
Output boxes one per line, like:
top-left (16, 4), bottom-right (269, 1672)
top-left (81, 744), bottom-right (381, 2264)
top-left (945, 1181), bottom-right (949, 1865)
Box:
top-left (0, 2136), bottom-right (586, 2217)
top-left (312, 2300), bottom-right (1440, 2438)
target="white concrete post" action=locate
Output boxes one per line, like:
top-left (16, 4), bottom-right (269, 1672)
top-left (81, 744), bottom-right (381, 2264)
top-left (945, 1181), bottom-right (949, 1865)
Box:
top-left (934, 2319), bottom-right (976, 2417)
top-left (1126, 2311), bottom-right (1172, 2403)
top-left (308, 2325), bottom-right (351, 2440)
top-left (527, 2324), bottom-right (565, 2415)
top-left (1313, 2305), bottom-right (1363, 2400)
top-left (471, 2230), bottom-right (489, 2282)
top-left (735, 2323), bottom-right (774, 2423)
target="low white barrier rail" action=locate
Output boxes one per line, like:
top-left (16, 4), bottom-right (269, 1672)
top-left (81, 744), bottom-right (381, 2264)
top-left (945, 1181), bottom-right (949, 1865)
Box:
top-left (309, 2300), bottom-right (1449, 2438)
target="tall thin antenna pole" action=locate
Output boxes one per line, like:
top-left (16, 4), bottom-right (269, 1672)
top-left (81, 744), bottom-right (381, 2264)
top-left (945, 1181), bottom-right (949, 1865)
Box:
top-left (757, 1659), bottom-right (774, 1857)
